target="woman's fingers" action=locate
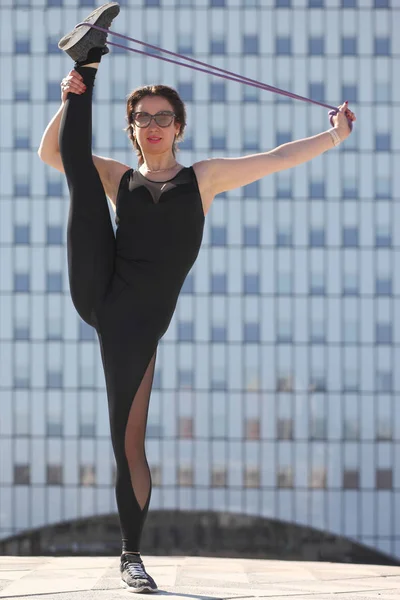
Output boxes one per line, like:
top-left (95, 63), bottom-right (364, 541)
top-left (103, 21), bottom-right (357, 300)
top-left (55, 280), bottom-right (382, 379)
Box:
top-left (61, 70), bottom-right (86, 94)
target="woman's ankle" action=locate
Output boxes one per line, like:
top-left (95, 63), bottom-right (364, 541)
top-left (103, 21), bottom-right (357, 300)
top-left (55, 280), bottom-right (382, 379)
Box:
top-left (80, 63), bottom-right (99, 69)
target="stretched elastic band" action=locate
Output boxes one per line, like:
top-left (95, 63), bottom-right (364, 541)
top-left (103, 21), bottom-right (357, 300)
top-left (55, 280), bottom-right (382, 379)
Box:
top-left (76, 22), bottom-right (349, 127)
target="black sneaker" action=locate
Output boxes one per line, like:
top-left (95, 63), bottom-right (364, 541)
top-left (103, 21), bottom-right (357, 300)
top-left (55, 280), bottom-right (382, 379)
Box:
top-left (58, 2), bottom-right (120, 63)
top-left (120, 553), bottom-right (158, 593)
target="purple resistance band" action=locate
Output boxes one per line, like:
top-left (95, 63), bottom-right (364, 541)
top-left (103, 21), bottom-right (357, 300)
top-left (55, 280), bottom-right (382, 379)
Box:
top-left (77, 22), bottom-right (352, 130)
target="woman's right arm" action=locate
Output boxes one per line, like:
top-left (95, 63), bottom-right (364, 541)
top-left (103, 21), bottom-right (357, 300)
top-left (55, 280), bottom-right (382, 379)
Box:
top-left (37, 103), bottom-right (66, 173)
top-left (37, 70), bottom-right (130, 205)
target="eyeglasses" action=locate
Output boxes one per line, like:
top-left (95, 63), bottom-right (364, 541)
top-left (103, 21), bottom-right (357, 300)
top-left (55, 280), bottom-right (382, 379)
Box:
top-left (132, 111), bottom-right (176, 128)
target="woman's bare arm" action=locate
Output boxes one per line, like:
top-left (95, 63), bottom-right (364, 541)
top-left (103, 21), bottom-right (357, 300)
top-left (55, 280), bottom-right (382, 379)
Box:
top-left (37, 71), bottom-right (130, 205)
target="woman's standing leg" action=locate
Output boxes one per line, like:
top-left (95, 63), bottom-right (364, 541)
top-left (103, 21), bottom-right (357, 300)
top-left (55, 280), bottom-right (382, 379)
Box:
top-left (59, 65), bottom-right (116, 327)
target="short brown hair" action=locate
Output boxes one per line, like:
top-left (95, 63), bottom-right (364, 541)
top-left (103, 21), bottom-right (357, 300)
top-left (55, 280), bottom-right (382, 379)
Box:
top-left (124, 85), bottom-right (187, 164)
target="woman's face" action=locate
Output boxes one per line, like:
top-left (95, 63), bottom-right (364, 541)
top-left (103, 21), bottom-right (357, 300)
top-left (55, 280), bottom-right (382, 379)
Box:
top-left (132, 95), bottom-right (181, 160)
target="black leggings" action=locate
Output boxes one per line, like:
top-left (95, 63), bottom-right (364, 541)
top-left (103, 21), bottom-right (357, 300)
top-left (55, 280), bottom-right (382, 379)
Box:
top-left (59, 66), bottom-right (155, 553)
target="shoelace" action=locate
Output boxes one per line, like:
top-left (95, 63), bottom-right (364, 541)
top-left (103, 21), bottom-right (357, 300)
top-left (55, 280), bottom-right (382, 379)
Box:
top-left (125, 560), bottom-right (148, 580)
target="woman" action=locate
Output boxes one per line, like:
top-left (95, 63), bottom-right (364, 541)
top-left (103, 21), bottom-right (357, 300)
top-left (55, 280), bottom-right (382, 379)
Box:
top-left (38, 2), bottom-right (355, 593)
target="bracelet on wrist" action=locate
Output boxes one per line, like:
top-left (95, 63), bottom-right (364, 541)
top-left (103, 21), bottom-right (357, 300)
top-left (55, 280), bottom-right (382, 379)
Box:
top-left (328, 128), bottom-right (342, 147)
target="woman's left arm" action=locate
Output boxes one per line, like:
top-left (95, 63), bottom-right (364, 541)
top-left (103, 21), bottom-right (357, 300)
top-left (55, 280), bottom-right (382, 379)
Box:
top-left (204, 102), bottom-right (356, 197)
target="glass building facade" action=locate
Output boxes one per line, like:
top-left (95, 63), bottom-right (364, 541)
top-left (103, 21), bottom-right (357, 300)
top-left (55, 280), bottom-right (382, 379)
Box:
top-left (0, 0), bottom-right (399, 560)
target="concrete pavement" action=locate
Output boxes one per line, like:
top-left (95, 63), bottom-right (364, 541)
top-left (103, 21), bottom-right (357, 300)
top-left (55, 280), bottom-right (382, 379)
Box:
top-left (0, 555), bottom-right (400, 599)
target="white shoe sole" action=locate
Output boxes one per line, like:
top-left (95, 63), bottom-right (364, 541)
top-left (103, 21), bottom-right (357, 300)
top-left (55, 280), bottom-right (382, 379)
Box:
top-left (58, 2), bottom-right (119, 52)
top-left (120, 578), bottom-right (159, 593)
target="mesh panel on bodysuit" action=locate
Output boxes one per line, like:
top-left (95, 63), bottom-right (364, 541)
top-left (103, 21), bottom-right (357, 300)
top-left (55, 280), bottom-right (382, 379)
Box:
top-left (124, 350), bottom-right (157, 511)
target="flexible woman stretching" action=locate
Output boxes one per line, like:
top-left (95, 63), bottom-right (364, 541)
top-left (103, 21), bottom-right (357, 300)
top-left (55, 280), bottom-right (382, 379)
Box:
top-left (38, 2), bottom-right (355, 592)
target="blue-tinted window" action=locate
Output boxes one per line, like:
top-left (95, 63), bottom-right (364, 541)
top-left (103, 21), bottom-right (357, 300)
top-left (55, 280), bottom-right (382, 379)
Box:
top-left (309, 83), bottom-right (325, 102)
top-left (14, 135), bottom-right (30, 149)
top-left (343, 273), bottom-right (358, 295)
top-left (177, 82), bottom-right (193, 102)
top-left (211, 0), bottom-right (225, 4)
top-left (47, 180), bottom-right (63, 196)
top-left (210, 82), bottom-right (226, 102)
top-left (47, 82), bottom-right (61, 102)
top-left (178, 36), bottom-right (193, 55)
top-left (376, 227), bottom-right (391, 247)
top-left (376, 177), bottom-right (391, 199)
top-left (276, 132), bottom-right (291, 146)
top-left (374, 0), bottom-right (389, 6)
top-left (243, 85), bottom-right (259, 102)
top-left (277, 177), bottom-right (292, 199)
top-left (310, 229), bottom-right (325, 247)
top-left (210, 39), bottom-right (226, 55)
top-left (375, 37), bottom-right (390, 56)
top-left (47, 371), bottom-right (63, 388)
top-left (15, 0), bottom-right (30, 5)
top-left (244, 226), bottom-right (260, 246)
top-left (310, 273), bottom-right (325, 295)
top-left (211, 135), bottom-right (226, 150)
top-left (309, 0), bottom-right (324, 5)
top-left (243, 35), bottom-right (259, 55)
top-left (47, 225), bottom-right (63, 245)
top-left (277, 321), bottom-right (292, 343)
top-left (14, 225), bottom-right (30, 244)
top-left (309, 37), bottom-right (324, 55)
top-left (376, 323), bottom-right (392, 344)
top-left (15, 39), bottom-right (30, 54)
top-left (244, 274), bottom-right (259, 295)
top-left (343, 226), bottom-right (359, 247)
top-left (244, 323), bottom-right (260, 343)
top-left (375, 133), bottom-right (391, 151)
top-left (310, 320), bottom-right (325, 343)
top-left (276, 37), bottom-right (291, 55)
top-left (211, 274), bottom-right (227, 294)
top-left (79, 320), bottom-right (95, 341)
top-left (243, 180), bottom-right (259, 198)
top-left (376, 371), bottom-right (392, 392)
top-left (145, 0), bottom-right (160, 5)
top-left (211, 226), bottom-right (227, 246)
top-left (342, 177), bottom-right (358, 199)
top-left (47, 38), bottom-right (61, 54)
top-left (178, 321), bottom-right (194, 342)
top-left (181, 273), bottom-right (194, 294)
top-left (47, 273), bottom-right (63, 293)
top-left (80, 0), bottom-right (95, 5)
top-left (180, 136), bottom-right (193, 150)
top-left (14, 183), bottom-right (30, 197)
top-left (376, 277), bottom-right (392, 295)
top-left (277, 272), bottom-right (292, 294)
top-left (243, 133), bottom-right (259, 152)
top-left (14, 88), bottom-right (30, 102)
top-left (276, 229), bottom-right (292, 246)
top-left (48, 0), bottom-right (63, 5)
top-left (342, 37), bottom-right (357, 55)
top-left (14, 273), bottom-right (30, 292)
top-left (375, 83), bottom-right (391, 103)
top-left (14, 323), bottom-right (30, 340)
top-left (178, 369), bottom-right (193, 388)
top-left (309, 181), bottom-right (325, 198)
top-left (276, 0), bottom-right (291, 6)
top-left (342, 0), bottom-right (357, 6)
top-left (211, 326), bottom-right (227, 342)
top-left (342, 84), bottom-right (358, 103)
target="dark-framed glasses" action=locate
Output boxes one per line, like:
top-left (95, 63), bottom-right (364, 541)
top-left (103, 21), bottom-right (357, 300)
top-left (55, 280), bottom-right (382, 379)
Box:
top-left (132, 111), bottom-right (176, 128)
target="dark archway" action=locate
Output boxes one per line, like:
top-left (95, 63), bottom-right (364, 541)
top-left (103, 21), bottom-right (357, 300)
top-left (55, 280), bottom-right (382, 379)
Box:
top-left (1, 511), bottom-right (398, 566)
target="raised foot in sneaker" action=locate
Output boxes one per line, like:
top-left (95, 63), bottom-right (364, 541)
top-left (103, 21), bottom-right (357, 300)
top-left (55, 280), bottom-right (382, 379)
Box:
top-left (58, 2), bottom-right (120, 64)
top-left (120, 553), bottom-right (158, 594)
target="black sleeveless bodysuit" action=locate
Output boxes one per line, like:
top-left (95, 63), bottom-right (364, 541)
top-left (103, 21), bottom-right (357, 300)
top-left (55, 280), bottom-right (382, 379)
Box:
top-left (59, 65), bottom-right (205, 551)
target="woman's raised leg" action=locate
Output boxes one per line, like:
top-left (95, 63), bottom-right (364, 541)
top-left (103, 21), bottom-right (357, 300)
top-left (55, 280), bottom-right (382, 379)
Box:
top-left (59, 66), bottom-right (116, 327)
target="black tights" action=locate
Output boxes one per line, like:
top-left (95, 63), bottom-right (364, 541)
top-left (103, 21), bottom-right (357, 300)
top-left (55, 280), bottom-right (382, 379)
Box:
top-left (59, 67), bottom-right (154, 553)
